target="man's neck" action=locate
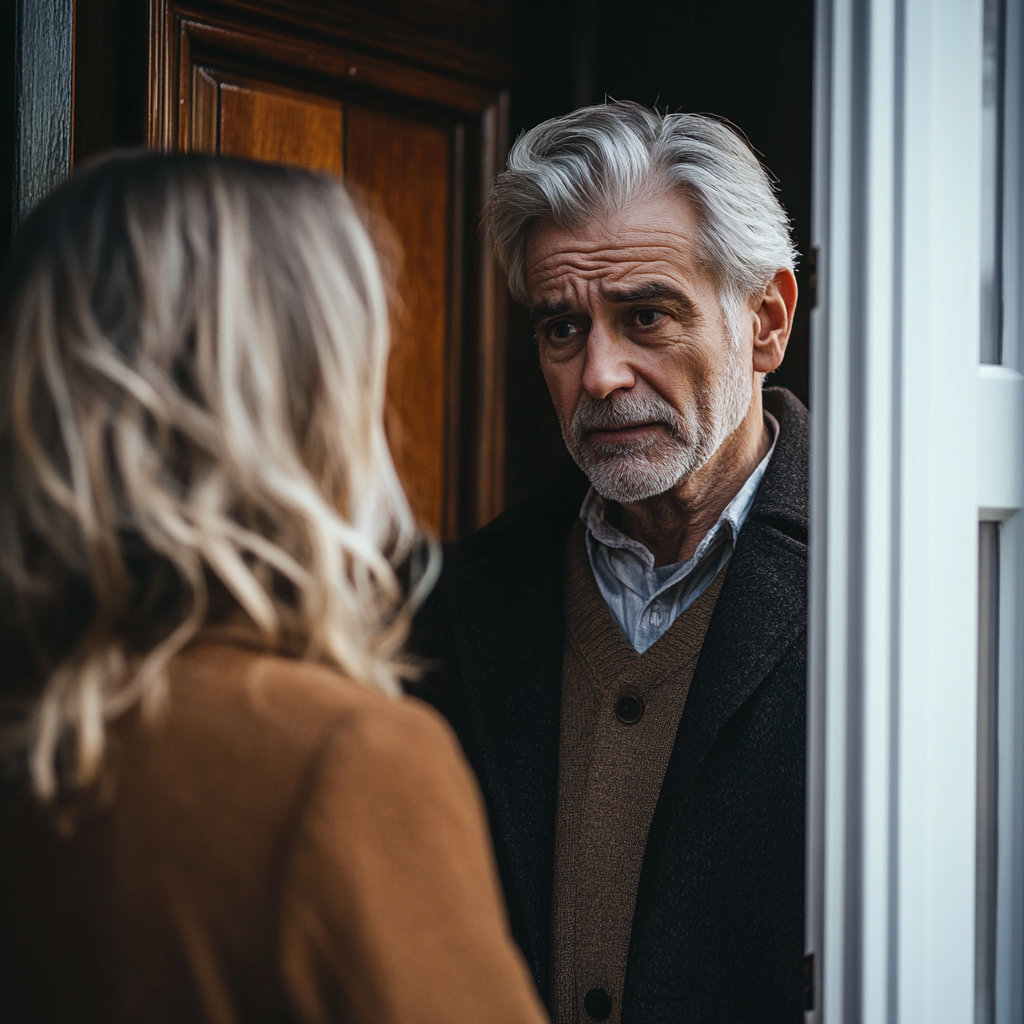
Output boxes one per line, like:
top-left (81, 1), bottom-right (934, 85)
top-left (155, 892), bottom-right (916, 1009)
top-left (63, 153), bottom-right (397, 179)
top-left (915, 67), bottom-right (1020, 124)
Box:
top-left (615, 393), bottom-right (771, 568)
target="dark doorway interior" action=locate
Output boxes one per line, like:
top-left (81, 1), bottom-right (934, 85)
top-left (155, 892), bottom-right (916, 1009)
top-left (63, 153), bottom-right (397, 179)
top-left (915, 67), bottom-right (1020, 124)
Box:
top-left (503, 0), bottom-right (815, 506)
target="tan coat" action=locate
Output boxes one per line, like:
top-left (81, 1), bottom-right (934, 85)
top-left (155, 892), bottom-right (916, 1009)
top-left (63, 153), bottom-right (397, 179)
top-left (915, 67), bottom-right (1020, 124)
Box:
top-left (0, 633), bottom-right (549, 1024)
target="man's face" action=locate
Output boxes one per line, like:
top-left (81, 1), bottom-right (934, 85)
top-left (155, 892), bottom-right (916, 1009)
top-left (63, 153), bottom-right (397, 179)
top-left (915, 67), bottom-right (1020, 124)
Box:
top-left (525, 190), bottom-right (756, 504)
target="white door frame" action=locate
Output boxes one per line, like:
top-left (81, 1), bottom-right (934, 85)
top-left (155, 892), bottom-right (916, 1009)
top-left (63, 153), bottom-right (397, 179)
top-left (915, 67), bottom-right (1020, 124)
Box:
top-left (806, 1), bottom-right (1010, 1021)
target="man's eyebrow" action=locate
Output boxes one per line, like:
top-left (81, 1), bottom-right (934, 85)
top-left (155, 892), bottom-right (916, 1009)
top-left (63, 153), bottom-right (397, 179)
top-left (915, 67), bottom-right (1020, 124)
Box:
top-left (529, 300), bottom-right (574, 325)
top-left (603, 282), bottom-right (696, 309)
top-left (528, 283), bottom-right (698, 324)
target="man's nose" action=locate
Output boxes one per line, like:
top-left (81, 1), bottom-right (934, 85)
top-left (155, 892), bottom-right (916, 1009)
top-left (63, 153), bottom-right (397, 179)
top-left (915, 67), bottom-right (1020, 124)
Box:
top-left (581, 324), bottom-right (636, 399)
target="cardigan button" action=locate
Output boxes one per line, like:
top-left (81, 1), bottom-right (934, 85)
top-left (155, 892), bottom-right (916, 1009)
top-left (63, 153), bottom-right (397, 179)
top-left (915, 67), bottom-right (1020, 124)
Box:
top-left (584, 987), bottom-right (612, 1020)
top-left (615, 694), bottom-right (645, 725)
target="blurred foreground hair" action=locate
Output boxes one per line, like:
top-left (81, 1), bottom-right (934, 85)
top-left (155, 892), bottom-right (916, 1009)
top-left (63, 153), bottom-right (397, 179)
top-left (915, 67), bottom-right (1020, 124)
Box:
top-left (0, 152), bottom-right (435, 800)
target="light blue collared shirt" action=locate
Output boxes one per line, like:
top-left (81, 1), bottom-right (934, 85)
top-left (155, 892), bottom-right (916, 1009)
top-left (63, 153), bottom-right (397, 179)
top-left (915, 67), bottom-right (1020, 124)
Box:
top-left (582, 413), bottom-right (779, 653)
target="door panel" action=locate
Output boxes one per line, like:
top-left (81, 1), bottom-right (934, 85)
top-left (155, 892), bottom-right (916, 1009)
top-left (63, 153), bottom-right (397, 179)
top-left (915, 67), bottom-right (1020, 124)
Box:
top-left (346, 105), bottom-right (450, 533)
top-left (150, 1), bottom-right (508, 536)
top-left (189, 69), bottom-right (452, 529)
top-left (218, 79), bottom-right (344, 175)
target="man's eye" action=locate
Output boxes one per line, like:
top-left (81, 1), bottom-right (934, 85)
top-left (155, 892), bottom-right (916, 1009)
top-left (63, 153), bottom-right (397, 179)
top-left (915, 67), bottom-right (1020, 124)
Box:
top-left (549, 321), bottom-right (579, 340)
top-left (635, 309), bottom-right (665, 327)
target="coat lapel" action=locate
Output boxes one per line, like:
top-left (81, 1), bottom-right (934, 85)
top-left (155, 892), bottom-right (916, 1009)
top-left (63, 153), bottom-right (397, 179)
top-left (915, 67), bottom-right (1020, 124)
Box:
top-left (665, 517), bottom-right (807, 791)
top-left (637, 387), bottom-right (809, 875)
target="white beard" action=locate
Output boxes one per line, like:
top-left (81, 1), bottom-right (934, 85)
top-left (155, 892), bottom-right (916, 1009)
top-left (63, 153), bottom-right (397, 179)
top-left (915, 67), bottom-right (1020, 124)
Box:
top-left (559, 346), bottom-right (753, 504)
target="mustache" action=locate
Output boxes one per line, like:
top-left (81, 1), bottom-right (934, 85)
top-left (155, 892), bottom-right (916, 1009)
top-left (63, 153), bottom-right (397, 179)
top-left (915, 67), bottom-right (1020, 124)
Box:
top-left (570, 391), bottom-right (684, 440)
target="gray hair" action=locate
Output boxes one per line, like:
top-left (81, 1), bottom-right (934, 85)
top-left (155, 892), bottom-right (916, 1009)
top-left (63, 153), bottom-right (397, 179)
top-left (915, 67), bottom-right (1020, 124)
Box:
top-left (483, 101), bottom-right (798, 331)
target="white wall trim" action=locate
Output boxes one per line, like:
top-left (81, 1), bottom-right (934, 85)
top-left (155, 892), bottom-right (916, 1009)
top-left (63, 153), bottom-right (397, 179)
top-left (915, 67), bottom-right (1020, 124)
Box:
top-left (809, 2), bottom-right (983, 1021)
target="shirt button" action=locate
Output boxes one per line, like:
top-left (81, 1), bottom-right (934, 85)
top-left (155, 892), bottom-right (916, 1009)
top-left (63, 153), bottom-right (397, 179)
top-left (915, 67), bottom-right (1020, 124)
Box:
top-left (584, 988), bottom-right (613, 1020)
top-left (615, 694), bottom-right (645, 725)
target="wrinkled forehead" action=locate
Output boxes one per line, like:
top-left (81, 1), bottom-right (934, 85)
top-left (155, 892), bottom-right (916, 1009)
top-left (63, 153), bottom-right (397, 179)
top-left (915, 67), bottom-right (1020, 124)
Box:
top-left (523, 192), bottom-right (712, 306)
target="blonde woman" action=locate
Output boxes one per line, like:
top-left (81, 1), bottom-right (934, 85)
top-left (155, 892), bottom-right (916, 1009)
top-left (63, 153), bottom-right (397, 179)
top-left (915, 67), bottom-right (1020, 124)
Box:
top-left (0, 153), bottom-right (548, 1024)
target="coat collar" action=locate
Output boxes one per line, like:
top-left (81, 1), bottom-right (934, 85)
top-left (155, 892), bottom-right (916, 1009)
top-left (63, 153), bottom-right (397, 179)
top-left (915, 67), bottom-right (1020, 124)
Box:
top-left (658, 387), bottom-right (807, 793)
top-left (632, 386), bottom-right (808, 916)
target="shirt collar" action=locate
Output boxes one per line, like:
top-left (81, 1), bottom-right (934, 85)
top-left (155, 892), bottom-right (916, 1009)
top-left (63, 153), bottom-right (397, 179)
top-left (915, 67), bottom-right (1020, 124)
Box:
top-left (580, 411), bottom-right (780, 570)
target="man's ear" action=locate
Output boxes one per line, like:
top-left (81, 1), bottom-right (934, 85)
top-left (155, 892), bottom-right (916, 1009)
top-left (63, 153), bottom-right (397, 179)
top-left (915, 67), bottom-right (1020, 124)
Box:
top-left (751, 267), bottom-right (798, 374)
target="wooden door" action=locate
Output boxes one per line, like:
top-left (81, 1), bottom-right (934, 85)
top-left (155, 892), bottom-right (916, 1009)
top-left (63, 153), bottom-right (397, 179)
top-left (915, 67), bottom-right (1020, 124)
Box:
top-left (147, 1), bottom-right (511, 536)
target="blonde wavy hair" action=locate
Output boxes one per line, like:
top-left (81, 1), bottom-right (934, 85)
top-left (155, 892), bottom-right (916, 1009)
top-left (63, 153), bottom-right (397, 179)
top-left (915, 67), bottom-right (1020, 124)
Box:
top-left (0, 152), bottom-right (435, 800)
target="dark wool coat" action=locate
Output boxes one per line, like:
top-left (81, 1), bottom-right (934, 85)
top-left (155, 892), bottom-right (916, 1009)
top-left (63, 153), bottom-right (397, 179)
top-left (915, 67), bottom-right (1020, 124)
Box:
top-left (409, 387), bottom-right (808, 1024)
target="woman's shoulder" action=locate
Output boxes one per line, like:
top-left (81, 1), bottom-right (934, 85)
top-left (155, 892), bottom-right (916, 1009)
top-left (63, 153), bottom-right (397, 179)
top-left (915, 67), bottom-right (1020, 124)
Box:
top-left (160, 637), bottom-right (457, 773)
top-left (99, 639), bottom-right (465, 884)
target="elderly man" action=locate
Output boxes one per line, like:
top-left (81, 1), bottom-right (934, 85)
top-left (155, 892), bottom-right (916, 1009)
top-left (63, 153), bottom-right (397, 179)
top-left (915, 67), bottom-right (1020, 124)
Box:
top-left (411, 102), bottom-right (806, 1024)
